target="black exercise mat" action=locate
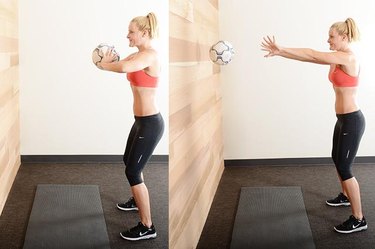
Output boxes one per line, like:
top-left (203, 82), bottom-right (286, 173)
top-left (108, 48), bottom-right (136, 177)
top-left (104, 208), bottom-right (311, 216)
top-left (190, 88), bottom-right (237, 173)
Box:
top-left (230, 186), bottom-right (315, 249)
top-left (23, 184), bottom-right (110, 249)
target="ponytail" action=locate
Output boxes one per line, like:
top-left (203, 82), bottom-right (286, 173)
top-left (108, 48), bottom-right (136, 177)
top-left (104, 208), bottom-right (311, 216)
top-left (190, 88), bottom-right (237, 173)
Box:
top-left (131, 12), bottom-right (159, 39)
top-left (345, 18), bottom-right (360, 42)
top-left (330, 17), bottom-right (360, 43)
top-left (147, 12), bottom-right (158, 39)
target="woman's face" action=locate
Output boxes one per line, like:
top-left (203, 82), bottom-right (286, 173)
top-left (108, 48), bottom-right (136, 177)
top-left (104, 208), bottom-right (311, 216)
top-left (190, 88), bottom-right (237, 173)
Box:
top-left (327, 28), bottom-right (347, 51)
top-left (127, 22), bottom-right (145, 47)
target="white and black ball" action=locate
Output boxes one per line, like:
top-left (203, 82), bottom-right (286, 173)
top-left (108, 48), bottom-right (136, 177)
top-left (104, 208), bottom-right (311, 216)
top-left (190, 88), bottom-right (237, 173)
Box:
top-left (209, 40), bottom-right (234, 65)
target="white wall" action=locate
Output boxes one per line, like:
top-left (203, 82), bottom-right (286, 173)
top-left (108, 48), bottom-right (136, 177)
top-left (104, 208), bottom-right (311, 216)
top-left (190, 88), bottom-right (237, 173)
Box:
top-left (220, 0), bottom-right (375, 159)
top-left (19, 0), bottom-right (169, 155)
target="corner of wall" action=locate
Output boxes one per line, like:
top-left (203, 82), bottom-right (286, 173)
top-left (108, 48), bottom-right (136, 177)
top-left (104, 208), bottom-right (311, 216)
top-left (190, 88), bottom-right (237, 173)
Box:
top-left (0, 0), bottom-right (21, 215)
top-left (169, 0), bottom-right (224, 248)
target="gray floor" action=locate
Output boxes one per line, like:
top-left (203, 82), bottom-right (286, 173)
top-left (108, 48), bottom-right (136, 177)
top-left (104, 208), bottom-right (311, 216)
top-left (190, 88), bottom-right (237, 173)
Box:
top-left (2, 161), bottom-right (375, 249)
top-left (197, 164), bottom-right (375, 249)
top-left (0, 162), bottom-right (168, 249)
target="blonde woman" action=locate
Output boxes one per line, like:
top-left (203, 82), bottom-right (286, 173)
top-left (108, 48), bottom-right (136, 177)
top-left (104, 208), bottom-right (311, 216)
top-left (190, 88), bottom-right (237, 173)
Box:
top-left (261, 18), bottom-right (367, 234)
top-left (99, 12), bottom-right (164, 240)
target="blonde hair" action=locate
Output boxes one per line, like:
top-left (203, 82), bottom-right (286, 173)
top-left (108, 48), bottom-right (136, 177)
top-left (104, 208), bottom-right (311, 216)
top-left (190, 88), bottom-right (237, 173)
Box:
top-left (131, 12), bottom-right (158, 39)
top-left (330, 18), bottom-right (360, 42)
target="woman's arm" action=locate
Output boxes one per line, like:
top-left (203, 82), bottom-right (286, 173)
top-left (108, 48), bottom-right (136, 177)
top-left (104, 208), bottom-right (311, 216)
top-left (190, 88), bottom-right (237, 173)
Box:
top-left (261, 36), bottom-right (351, 65)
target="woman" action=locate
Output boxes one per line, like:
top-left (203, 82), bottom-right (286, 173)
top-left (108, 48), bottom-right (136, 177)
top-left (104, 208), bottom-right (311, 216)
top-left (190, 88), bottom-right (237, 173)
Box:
top-left (98, 12), bottom-right (164, 241)
top-left (261, 18), bottom-right (367, 234)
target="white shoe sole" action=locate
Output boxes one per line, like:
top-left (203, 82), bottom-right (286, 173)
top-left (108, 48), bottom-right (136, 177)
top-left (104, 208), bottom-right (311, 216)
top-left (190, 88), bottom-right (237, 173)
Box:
top-left (325, 201), bottom-right (350, 207)
top-left (120, 232), bottom-right (157, 241)
top-left (116, 204), bottom-right (138, 211)
top-left (334, 225), bottom-right (368, 234)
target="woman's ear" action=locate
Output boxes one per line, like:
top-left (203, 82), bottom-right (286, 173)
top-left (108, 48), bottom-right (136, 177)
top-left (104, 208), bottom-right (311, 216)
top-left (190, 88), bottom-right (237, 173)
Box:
top-left (142, 29), bottom-right (151, 38)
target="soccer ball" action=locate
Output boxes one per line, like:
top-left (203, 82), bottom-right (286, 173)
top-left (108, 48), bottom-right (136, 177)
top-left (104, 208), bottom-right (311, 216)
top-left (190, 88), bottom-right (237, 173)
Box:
top-left (209, 40), bottom-right (234, 65)
top-left (92, 43), bottom-right (120, 68)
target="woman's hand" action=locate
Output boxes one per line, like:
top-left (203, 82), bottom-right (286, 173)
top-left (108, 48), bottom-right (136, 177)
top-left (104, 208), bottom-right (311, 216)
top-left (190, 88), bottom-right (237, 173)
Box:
top-left (261, 36), bottom-right (280, 57)
top-left (101, 47), bottom-right (118, 63)
top-left (97, 47), bottom-right (119, 70)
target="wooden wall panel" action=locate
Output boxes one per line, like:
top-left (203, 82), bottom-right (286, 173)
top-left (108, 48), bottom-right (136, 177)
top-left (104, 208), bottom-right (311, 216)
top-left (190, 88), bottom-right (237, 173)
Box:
top-left (169, 0), bottom-right (224, 248)
top-left (0, 0), bottom-right (20, 215)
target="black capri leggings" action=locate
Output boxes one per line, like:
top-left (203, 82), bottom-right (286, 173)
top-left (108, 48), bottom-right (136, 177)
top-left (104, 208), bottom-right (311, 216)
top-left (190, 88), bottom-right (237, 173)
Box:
top-left (331, 110), bottom-right (365, 181)
top-left (123, 113), bottom-right (164, 186)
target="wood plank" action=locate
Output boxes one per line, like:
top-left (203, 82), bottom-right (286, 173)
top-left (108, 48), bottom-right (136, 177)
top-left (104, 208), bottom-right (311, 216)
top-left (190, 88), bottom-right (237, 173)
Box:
top-left (169, 37), bottom-right (211, 63)
top-left (0, 0), bottom-right (20, 216)
top-left (170, 129), bottom-right (222, 199)
top-left (0, 153), bottom-right (20, 214)
top-left (0, 53), bottom-right (10, 71)
top-left (0, 87), bottom-right (13, 112)
top-left (8, 116), bottom-right (20, 150)
top-left (0, 0), bottom-right (17, 14)
top-left (169, 61), bottom-right (216, 92)
top-left (0, 94), bottom-right (19, 145)
top-left (170, 101), bottom-right (222, 185)
top-left (0, 66), bottom-right (18, 105)
top-left (11, 65), bottom-right (19, 93)
top-left (169, 135), bottom-right (224, 248)
top-left (169, 93), bottom-right (216, 150)
top-left (170, 115), bottom-right (223, 217)
top-left (192, 0), bottom-right (219, 32)
top-left (0, 36), bottom-right (18, 52)
top-left (172, 159), bottom-right (223, 249)
top-left (10, 53), bottom-right (18, 66)
top-left (169, 74), bottom-right (220, 143)
top-left (169, 145), bottom-right (211, 246)
top-left (169, 0), bottom-right (194, 22)
top-left (170, 72), bottom-right (219, 116)
top-left (169, 12), bottom-right (218, 44)
top-left (0, 139), bottom-right (9, 176)
top-left (0, 6), bottom-right (18, 38)
top-left (0, 20), bottom-right (18, 38)
top-left (0, 72), bottom-right (13, 106)
top-left (208, 0), bottom-right (218, 9)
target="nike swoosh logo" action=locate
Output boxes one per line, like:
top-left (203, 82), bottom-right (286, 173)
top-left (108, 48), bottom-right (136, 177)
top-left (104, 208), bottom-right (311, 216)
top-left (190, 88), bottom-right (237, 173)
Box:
top-left (352, 223), bottom-right (361, 229)
top-left (139, 231), bottom-right (149, 236)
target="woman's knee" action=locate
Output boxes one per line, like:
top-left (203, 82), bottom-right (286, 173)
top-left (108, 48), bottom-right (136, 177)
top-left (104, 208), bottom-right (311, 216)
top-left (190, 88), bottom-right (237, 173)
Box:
top-left (336, 166), bottom-right (353, 181)
top-left (125, 167), bottom-right (143, 186)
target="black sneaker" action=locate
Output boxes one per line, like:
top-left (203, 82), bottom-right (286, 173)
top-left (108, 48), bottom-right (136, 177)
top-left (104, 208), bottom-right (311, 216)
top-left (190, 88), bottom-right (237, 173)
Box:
top-left (334, 215), bottom-right (368, 234)
top-left (120, 222), bottom-right (157, 241)
top-left (117, 197), bottom-right (138, 211)
top-left (326, 193), bottom-right (350, 207)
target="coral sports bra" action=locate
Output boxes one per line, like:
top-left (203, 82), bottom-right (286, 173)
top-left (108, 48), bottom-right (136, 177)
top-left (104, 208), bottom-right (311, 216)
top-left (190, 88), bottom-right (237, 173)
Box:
top-left (329, 65), bottom-right (359, 87)
top-left (127, 70), bottom-right (158, 88)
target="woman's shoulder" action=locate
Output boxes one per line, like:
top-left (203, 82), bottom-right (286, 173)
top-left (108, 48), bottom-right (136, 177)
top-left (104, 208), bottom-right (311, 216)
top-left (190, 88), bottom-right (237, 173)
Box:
top-left (143, 48), bottom-right (158, 58)
top-left (142, 48), bottom-right (159, 65)
top-left (123, 52), bottom-right (138, 61)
